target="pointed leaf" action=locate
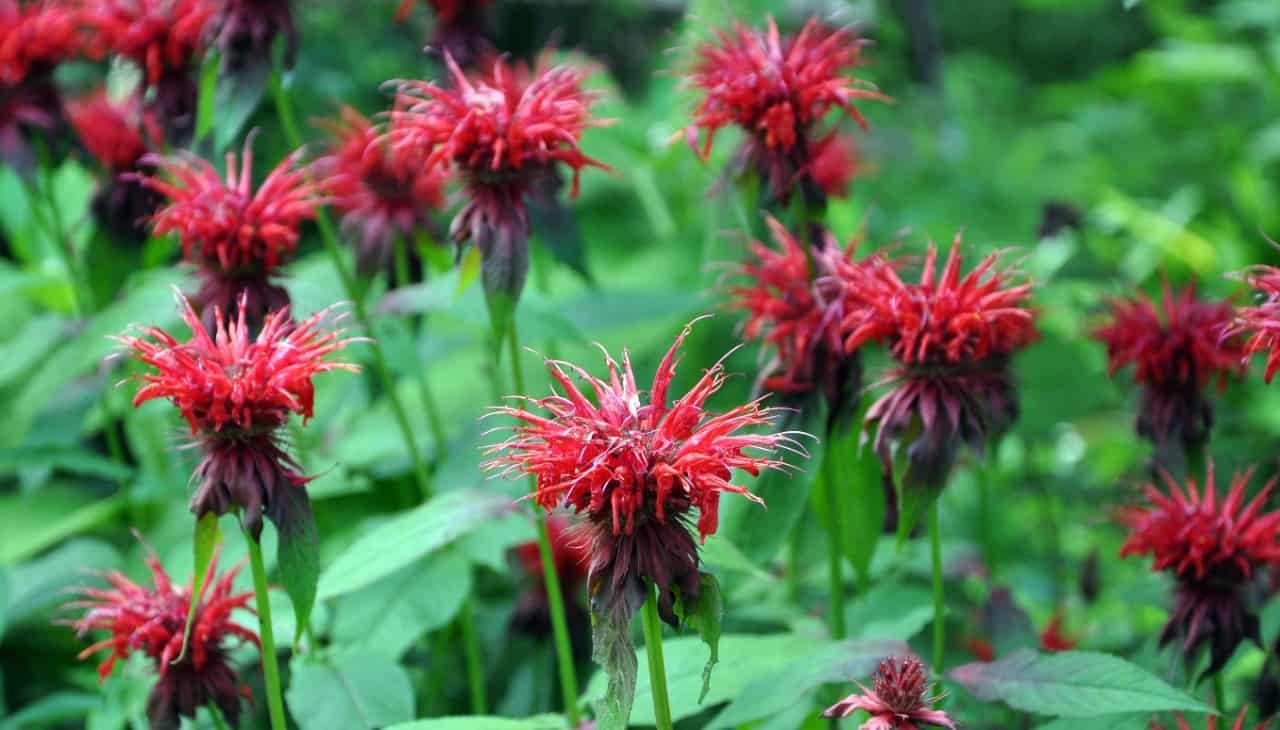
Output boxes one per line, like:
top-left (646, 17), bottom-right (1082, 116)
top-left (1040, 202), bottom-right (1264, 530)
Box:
top-left (177, 513), bottom-right (222, 663)
top-left (676, 573), bottom-right (724, 703)
top-left (274, 486), bottom-right (320, 646)
top-left (213, 53), bottom-right (271, 152)
top-left (948, 650), bottom-right (1215, 717)
top-left (829, 426), bottom-right (884, 585)
top-left (286, 651), bottom-right (415, 730)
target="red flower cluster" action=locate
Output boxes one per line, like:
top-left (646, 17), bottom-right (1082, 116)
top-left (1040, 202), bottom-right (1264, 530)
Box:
top-left (1093, 283), bottom-right (1242, 459)
top-left (823, 656), bottom-right (955, 729)
top-left (1236, 266), bottom-right (1280, 383)
top-left (485, 320), bottom-right (796, 624)
top-left (388, 53), bottom-right (607, 303)
top-left (67, 548), bottom-right (258, 730)
top-left (0, 0), bottom-right (87, 85)
top-left (68, 91), bottom-right (161, 172)
top-left (844, 238), bottom-right (1037, 492)
top-left (121, 291), bottom-right (357, 537)
top-left (318, 106), bottom-right (448, 277)
top-left (142, 141), bottom-right (326, 327)
top-left (1120, 464), bottom-right (1280, 675)
top-left (685, 17), bottom-right (884, 201)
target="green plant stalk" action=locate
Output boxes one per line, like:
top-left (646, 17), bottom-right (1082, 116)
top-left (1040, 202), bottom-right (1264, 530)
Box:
top-left (507, 322), bottom-right (581, 726)
top-left (822, 444), bottom-right (847, 640)
top-left (245, 529), bottom-right (288, 730)
top-left (640, 580), bottom-right (675, 730)
top-left (270, 69), bottom-right (433, 501)
top-left (207, 701), bottom-right (230, 730)
top-left (458, 599), bottom-right (487, 714)
top-left (929, 504), bottom-right (945, 673)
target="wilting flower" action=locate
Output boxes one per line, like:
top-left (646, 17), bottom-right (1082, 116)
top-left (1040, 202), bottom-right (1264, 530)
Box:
top-left (1119, 463), bottom-right (1280, 676)
top-left (141, 141), bottom-right (326, 329)
top-left (684, 17), bottom-right (884, 203)
top-left (1093, 283), bottom-right (1242, 465)
top-left (823, 656), bottom-right (955, 729)
top-left (120, 291), bottom-right (357, 538)
top-left (0, 0), bottom-right (90, 170)
top-left (844, 237), bottom-right (1036, 495)
top-left (808, 130), bottom-right (861, 198)
top-left (211, 0), bottom-right (297, 73)
top-left (88, 0), bottom-right (215, 142)
top-left (317, 106), bottom-right (447, 278)
top-left (484, 320), bottom-right (799, 626)
top-left (730, 216), bottom-right (872, 428)
top-left (1235, 266), bottom-right (1280, 383)
top-left (1151, 709), bottom-right (1271, 730)
top-left (66, 545), bottom-right (258, 730)
top-left (388, 53), bottom-right (608, 308)
top-left (67, 91), bottom-right (164, 242)
top-left (510, 516), bottom-right (591, 639)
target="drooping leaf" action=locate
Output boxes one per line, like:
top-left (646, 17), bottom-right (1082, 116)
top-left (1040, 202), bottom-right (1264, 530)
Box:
top-left (274, 486), bottom-right (320, 646)
top-left (176, 512), bottom-right (222, 663)
top-left (948, 650), bottom-right (1215, 717)
top-left (286, 651), bottom-right (415, 730)
top-left (707, 638), bottom-right (908, 729)
top-left (590, 584), bottom-right (641, 730)
top-left (675, 573), bottom-right (724, 703)
top-left (317, 489), bottom-right (514, 600)
top-left (384, 716), bottom-right (565, 730)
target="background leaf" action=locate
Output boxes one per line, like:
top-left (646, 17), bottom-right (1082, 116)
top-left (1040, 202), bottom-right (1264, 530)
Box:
top-left (286, 651), bottom-right (415, 730)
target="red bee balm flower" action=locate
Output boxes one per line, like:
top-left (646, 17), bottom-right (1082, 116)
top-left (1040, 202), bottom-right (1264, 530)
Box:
top-left (484, 321), bottom-right (799, 625)
top-left (510, 516), bottom-right (591, 639)
top-left (809, 130), bottom-right (862, 199)
top-left (1040, 611), bottom-right (1078, 652)
top-left (1093, 283), bottom-right (1242, 462)
top-left (823, 656), bottom-right (955, 729)
top-left (66, 547), bottom-right (258, 730)
top-left (121, 291), bottom-right (357, 537)
top-left (141, 141), bottom-right (326, 329)
top-left (1120, 464), bottom-right (1280, 676)
top-left (318, 106), bottom-right (447, 278)
top-left (87, 0), bottom-right (214, 141)
top-left (68, 90), bottom-right (165, 242)
top-left (684, 17), bottom-right (884, 201)
top-left (388, 54), bottom-right (608, 306)
top-left (1236, 265), bottom-right (1280, 383)
top-left (731, 216), bottom-right (871, 426)
top-left (845, 237), bottom-right (1036, 492)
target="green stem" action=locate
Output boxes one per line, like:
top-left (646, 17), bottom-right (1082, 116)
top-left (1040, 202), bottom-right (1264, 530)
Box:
top-left (245, 529), bottom-right (288, 730)
top-left (508, 322), bottom-right (581, 726)
top-left (270, 69), bottom-right (433, 502)
top-left (929, 504), bottom-right (945, 673)
top-left (640, 581), bottom-right (675, 730)
top-left (1213, 673), bottom-right (1226, 714)
top-left (208, 701), bottom-right (231, 730)
top-left (822, 446), bottom-right (846, 640)
top-left (458, 599), bottom-right (487, 714)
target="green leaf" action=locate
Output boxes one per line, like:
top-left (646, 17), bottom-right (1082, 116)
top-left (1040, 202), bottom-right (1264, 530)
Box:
top-left (707, 638), bottom-right (907, 729)
top-left (276, 487), bottom-right (320, 646)
top-left (5, 539), bottom-right (119, 625)
top-left (844, 582), bottom-right (935, 642)
top-left (317, 489), bottom-right (514, 600)
top-left (0, 487), bottom-right (127, 564)
top-left (194, 51), bottom-right (219, 145)
top-left (286, 651), bottom-right (415, 730)
top-left (675, 573), bottom-right (724, 704)
top-left (1261, 595), bottom-right (1280, 649)
top-left (0, 691), bottom-right (99, 730)
top-left (0, 568), bottom-right (8, 641)
top-left (384, 716), bottom-right (565, 730)
top-left (213, 53), bottom-right (271, 152)
top-left (176, 513), bottom-right (222, 664)
top-left (456, 245), bottom-right (482, 295)
top-left (0, 445), bottom-right (132, 483)
top-left (948, 650), bottom-right (1216, 717)
top-left (582, 633), bottom-right (824, 726)
top-left (1036, 715), bottom-right (1149, 730)
top-left (828, 426), bottom-right (884, 586)
top-left (590, 587), bottom-right (640, 730)
top-left (529, 197), bottom-right (591, 283)
top-left (699, 533), bottom-right (772, 582)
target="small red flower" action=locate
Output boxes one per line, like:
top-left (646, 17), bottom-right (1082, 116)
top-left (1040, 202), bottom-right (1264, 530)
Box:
top-left (318, 106), bottom-right (447, 277)
top-left (1093, 283), bottom-right (1242, 457)
top-left (68, 90), bottom-right (162, 172)
top-left (121, 290), bottom-right (357, 536)
top-left (1119, 463), bottom-right (1280, 675)
top-left (808, 130), bottom-right (861, 198)
top-left (844, 237), bottom-right (1037, 492)
top-left (485, 320), bottom-right (800, 624)
top-left (0, 0), bottom-right (88, 85)
top-left (1151, 708), bottom-right (1271, 730)
top-left (823, 656), bottom-right (956, 729)
top-left (66, 545), bottom-right (258, 730)
top-left (1040, 610), bottom-right (1078, 652)
top-left (1236, 266), bottom-right (1280, 383)
top-left (141, 141), bottom-right (326, 327)
top-left (388, 53), bottom-right (608, 302)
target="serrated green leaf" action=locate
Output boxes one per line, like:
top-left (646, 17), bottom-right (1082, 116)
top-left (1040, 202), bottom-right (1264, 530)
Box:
top-left (317, 490), bottom-right (513, 600)
top-left (948, 650), bottom-right (1215, 717)
top-left (591, 587), bottom-right (640, 730)
top-left (276, 487), bottom-right (320, 647)
top-left (286, 651), bottom-right (415, 730)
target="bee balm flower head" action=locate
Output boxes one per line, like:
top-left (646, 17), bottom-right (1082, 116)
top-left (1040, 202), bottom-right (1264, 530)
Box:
top-left (120, 291), bottom-right (357, 538)
top-left (823, 656), bottom-right (955, 729)
top-left (1235, 265), bottom-right (1280, 384)
top-left (484, 320), bottom-right (802, 626)
top-left (1120, 464), bottom-right (1280, 676)
top-left (67, 90), bottom-right (165, 242)
top-left (66, 545), bottom-right (258, 730)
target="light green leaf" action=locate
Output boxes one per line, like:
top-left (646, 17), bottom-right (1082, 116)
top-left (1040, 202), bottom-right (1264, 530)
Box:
top-left (948, 650), bottom-right (1215, 717)
top-left (177, 513), bottom-right (222, 664)
top-left (6, 539), bottom-right (119, 625)
top-left (385, 716), bottom-right (564, 730)
top-left (0, 445), bottom-right (132, 483)
top-left (317, 490), bottom-right (514, 600)
top-left (0, 691), bottom-right (99, 730)
top-left (845, 582), bottom-right (935, 642)
top-left (0, 487), bottom-right (127, 564)
top-left (699, 533), bottom-right (772, 582)
top-left (286, 651), bottom-right (415, 730)
top-left (276, 487), bottom-right (321, 646)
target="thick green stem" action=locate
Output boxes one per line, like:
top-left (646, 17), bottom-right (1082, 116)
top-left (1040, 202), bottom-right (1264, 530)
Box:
top-left (929, 504), bottom-right (945, 673)
top-left (458, 599), bottom-right (487, 714)
top-left (508, 323), bottom-right (581, 727)
top-left (822, 446), bottom-right (847, 640)
top-left (640, 581), bottom-right (675, 730)
top-left (245, 530), bottom-right (288, 730)
top-left (270, 70), bottom-right (433, 501)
